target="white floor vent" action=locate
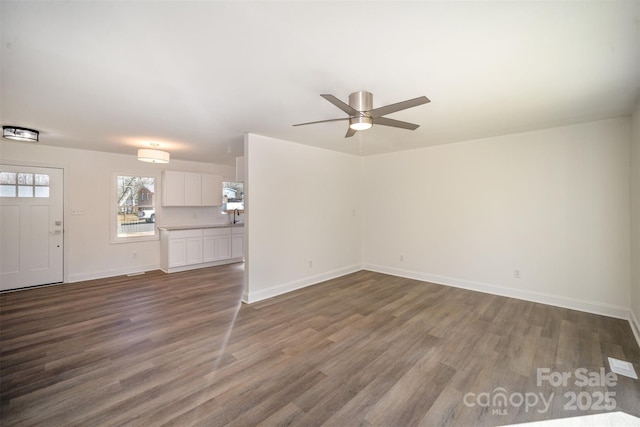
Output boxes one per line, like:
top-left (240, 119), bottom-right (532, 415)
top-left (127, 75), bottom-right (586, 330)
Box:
top-left (608, 357), bottom-right (638, 379)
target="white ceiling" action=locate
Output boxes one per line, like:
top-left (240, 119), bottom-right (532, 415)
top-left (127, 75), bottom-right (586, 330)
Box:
top-left (1, 1), bottom-right (639, 166)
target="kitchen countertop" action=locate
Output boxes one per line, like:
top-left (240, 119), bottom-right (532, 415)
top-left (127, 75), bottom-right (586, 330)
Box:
top-left (158, 223), bottom-right (244, 231)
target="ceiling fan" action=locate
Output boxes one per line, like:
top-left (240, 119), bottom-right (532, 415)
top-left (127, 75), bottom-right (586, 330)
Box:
top-left (293, 91), bottom-right (430, 138)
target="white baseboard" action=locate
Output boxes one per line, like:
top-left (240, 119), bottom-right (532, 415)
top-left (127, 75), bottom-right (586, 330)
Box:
top-left (67, 264), bottom-right (161, 283)
top-left (363, 264), bottom-right (631, 321)
top-left (244, 264), bottom-right (362, 304)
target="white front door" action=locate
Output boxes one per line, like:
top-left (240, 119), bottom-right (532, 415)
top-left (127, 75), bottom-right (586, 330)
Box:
top-left (0, 165), bottom-right (64, 290)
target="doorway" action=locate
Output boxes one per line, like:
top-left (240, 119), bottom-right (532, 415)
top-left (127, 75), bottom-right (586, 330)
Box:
top-left (0, 165), bottom-right (64, 291)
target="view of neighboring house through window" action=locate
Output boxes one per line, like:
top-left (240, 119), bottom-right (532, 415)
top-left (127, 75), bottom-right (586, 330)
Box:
top-left (221, 181), bottom-right (244, 214)
top-left (115, 175), bottom-right (156, 239)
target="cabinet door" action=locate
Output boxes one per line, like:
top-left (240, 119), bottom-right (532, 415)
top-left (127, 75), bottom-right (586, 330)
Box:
top-left (184, 172), bottom-right (202, 206)
top-left (185, 237), bottom-right (203, 265)
top-left (162, 171), bottom-right (185, 206)
top-left (203, 236), bottom-right (216, 262)
top-left (201, 174), bottom-right (222, 206)
top-left (168, 238), bottom-right (187, 267)
top-left (231, 234), bottom-right (244, 259)
top-left (214, 235), bottom-right (231, 260)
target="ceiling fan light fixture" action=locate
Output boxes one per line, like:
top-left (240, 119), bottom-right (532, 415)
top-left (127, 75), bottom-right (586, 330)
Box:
top-left (349, 116), bottom-right (373, 131)
top-left (138, 143), bottom-right (170, 163)
top-left (293, 90), bottom-right (429, 138)
top-left (3, 126), bottom-right (39, 142)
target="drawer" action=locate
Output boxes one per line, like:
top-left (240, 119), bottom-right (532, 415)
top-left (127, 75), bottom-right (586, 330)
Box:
top-left (231, 227), bottom-right (244, 235)
top-left (203, 227), bottom-right (231, 237)
top-left (168, 229), bottom-right (203, 239)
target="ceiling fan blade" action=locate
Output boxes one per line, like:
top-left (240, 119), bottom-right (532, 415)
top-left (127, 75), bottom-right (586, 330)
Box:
top-left (369, 96), bottom-right (430, 119)
top-left (345, 127), bottom-right (356, 138)
top-left (293, 117), bottom-right (350, 127)
top-left (321, 94), bottom-right (360, 116)
top-left (373, 117), bottom-right (420, 130)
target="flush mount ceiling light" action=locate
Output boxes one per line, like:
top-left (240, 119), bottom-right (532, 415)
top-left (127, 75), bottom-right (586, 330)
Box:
top-left (138, 143), bottom-right (170, 164)
top-left (2, 126), bottom-right (39, 142)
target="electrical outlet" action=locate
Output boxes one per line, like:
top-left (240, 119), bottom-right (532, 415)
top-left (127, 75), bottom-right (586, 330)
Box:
top-left (132, 251), bottom-right (137, 259)
top-left (513, 269), bottom-right (521, 279)
top-left (308, 260), bottom-right (313, 268)
top-left (400, 255), bottom-right (404, 262)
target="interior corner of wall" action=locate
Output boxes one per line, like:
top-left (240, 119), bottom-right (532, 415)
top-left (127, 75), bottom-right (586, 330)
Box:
top-left (629, 309), bottom-right (640, 350)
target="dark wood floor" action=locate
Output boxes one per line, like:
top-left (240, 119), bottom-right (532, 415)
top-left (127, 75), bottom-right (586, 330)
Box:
top-left (1, 265), bottom-right (639, 426)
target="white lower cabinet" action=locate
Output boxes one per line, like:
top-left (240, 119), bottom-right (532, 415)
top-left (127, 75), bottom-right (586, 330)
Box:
top-left (160, 226), bottom-right (243, 273)
top-left (216, 235), bottom-right (232, 260)
top-left (231, 227), bottom-right (244, 259)
top-left (202, 235), bottom-right (216, 262)
top-left (168, 238), bottom-right (187, 267)
top-left (166, 229), bottom-right (202, 268)
top-left (203, 228), bottom-right (231, 262)
top-left (186, 237), bottom-right (203, 265)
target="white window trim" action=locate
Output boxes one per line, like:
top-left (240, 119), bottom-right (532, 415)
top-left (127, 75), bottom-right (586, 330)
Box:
top-left (110, 172), bottom-right (159, 244)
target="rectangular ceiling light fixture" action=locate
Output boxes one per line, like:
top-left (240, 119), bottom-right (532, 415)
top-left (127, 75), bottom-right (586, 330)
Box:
top-left (2, 126), bottom-right (39, 143)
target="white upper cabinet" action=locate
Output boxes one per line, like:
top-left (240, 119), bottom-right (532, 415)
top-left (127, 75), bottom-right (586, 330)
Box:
top-left (201, 173), bottom-right (222, 206)
top-left (162, 171), bottom-right (186, 206)
top-left (184, 172), bottom-right (202, 206)
top-left (162, 171), bottom-right (222, 206)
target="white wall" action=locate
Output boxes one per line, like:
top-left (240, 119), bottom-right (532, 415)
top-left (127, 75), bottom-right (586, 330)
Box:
top-left (3, 116), bottom-right (635, 327)
top-left (363, 118), bottom-right (632, 318)
top-left (0, 141), bottom-right (234, 282)
top-left (244, 134), bottom-right (362, 303)
top-left (631, 103), bottom-right (640, 338)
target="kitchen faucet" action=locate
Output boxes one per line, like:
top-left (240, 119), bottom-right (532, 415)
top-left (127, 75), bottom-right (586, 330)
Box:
top-left (233, 209), bottom-right (239, 224)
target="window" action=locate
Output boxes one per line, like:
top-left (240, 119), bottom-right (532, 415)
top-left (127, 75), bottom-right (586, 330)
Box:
top-left (0, 171), bottom-right (50, 198)
top-left (221, 181), bottom-right (244, 213)
top-left (112, 174), bottom-right (157, 243)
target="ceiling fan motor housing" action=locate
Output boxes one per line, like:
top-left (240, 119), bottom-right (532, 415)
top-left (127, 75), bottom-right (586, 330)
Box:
top-left (349, 91), bottom-right (373, 130)
top-left (349, 91), bottom-right (373, 114)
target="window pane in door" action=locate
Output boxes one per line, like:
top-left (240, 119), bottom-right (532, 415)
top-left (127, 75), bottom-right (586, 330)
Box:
top-left (35, 187), bottom-right (50, 198)
top-left (0, 172), bottom-right (16, 184)
top-left (0, 185), bottom-right (16, 197)
top-left (34, 174), bottom-right (50, 186)
top-left (18, 186), bottom-right (33, 197)
top-left (18, 173), bottom-right (33, 185)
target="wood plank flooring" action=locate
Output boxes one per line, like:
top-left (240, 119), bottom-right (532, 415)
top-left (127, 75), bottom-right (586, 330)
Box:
top-left (1, 265), bottom-right (639, 426)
